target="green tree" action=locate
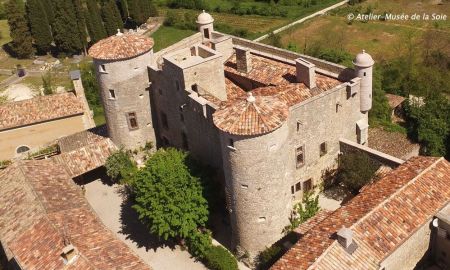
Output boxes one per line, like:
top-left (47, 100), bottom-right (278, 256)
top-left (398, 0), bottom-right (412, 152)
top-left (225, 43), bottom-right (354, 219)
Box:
top-left (284, 191), bottom-right (320, 233)
top-left (118, 0), bottom-right (129, 20)
top-left (80, 62), bottom-right (104, 123)
top-left (53, 0), bottom-right (83, 54)
top-left (85, 0), bottom-right (107, 43)
top-left (369, 67), bottom-right (391, 125)
top-left (26, 0), bottom-right (53, 54)
top-left (338, 152), bottom-right (379, 194)
top-left (72, 0), bottom-right (88, 53)
top-left (132, 148), bottom-right (209, 240)
top-left (101, 0), bottom-right (123, 36)
top-left (128, 0), bottom-right (145, 25)
top-left (6, 0), bottom-right (34, 58)
top-left (105, 148), bottom-right (137, 183)
top-left (40, 0), bottom-right (55, 24)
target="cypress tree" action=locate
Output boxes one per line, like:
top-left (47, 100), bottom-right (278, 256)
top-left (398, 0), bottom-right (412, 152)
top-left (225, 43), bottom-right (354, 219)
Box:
top-left (101, 0), bottom-right (123, 36)
top-left (53, 0), bottom-right (83, 55)
top-left (128, 0), bottom-right (144, 25)
top-left (148, 0), bottom-right (158, 17)
top-left (85, 0), bottom-right (107, 43)
top-left (6, 0), bottom-right (34, 58)
top-left (26, 0), bottom-right (52, 54)
top-left (118, 0), bottom-right (128, 20)
top-left (72, 0), bottom-right (88, 52)
top-left (40, 0), bottom-right (55, 24)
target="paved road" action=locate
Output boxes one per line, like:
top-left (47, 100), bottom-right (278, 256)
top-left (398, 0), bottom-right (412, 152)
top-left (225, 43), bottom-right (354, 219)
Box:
top-left (254, 0), bottom-right (349, 42)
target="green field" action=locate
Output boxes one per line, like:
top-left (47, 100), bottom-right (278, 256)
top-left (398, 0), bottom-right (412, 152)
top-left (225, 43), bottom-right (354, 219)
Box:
top-left (151, 26), bottom-right (196, 52)
top-left (275, 0), bottom-right (450, 62)
top-left (0, 19), bottom-right (11, 46)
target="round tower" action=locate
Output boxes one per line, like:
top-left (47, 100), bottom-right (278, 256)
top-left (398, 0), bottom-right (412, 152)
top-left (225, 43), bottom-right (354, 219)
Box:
top-left (89, 30), bottom-right (156, 149)
top-left (353, 50), bottom-right (374, 113)
top-left (196, 10), bottom-right (214, 41)
top-left (213, 93), bottom-right (291, 260)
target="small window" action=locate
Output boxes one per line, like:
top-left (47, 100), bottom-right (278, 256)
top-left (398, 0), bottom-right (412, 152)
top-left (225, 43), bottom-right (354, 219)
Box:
top-left (320, 142), bottom-right (327, 157)
top-left (297, 121), bottom-right (302, 132)
top-left (191, 84), bottom-right (198, 93)
top-left (291, 185), bottom-right (295, 194)
top-left (109, 89), bottom-right (116, 99)
top-left (295, 182), bottom-right (301, 192)
top-left (204, 28), bottom-right (210, 39)
top-left (364, 72), bottom-right (367, 76)
top-left (161, 112), bottom-right (169, 129)
top-left (99, 64), bottom-right (106, 73)
top-left (296, 145), bottom-right (305, 168)
top-left (175, 80), bottom-right (181, 91)
top-left (258, 217), bottom-right (266, 223)
top-left (241, 184), bottom-right (248, 189)
top-left (139, 94), bottom-right (144, 99)
top-left (127, 112), bottom-right (139, 130)
top-left (182, 132), bottom-right (189, 150)
top-left (16, 145), bottom-right (30, 154)
top-left (228, 138), bottom-right (234, 148)
top-left (303, 179), bottom-right (313, 193)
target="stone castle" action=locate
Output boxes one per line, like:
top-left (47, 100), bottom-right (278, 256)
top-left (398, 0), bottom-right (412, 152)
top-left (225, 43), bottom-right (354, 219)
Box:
top-left (88, 11), bottom-right (374, 258)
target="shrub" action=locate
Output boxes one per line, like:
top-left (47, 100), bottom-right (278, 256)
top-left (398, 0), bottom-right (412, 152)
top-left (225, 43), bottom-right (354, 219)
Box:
top-left (204, 245), bottom-right (238, 270)
top-left (284, 191), bottom-right (320, 233)
top-left (186, 230), bottom-right (212, 259)
top-left (105, 149), bottom-right (136, 183)
top-left (338, 152), bottom-right (379, 194)
top-left (258, 245), bottom-right (283, 269)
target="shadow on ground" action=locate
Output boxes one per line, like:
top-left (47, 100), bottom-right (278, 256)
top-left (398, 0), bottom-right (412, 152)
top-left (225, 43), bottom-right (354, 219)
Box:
top-left (322, 185), bottom-right (354, 204)
top-left (118, 191), bottom-right (178, 252)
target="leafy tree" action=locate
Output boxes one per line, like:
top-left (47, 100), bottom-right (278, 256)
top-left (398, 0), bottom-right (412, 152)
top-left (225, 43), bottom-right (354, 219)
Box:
top-left (284, 191), bottom-right (320, 233)
top-left (53, 0), bottom-right (83, 55)
top-left (404, 94), bottom-right (450, 158)
top-left (105, 148), bottom-right (137, 183)
top-left (101, 0), bottom-right (123, 36)
top-left (80, 62), bottom-right (103, 121)
top-left (338, 152), bottom-right (378, 194)
top-left (369, 67), bottom-right (391, 125)
top-left (85, 0), bottom-right (107, 43)
top-left (6, 0), bottom-right (34, 58)
top-left (26, 0), bottom-right (53, 54)
top-left (132, 148), bottom-right (209, 240)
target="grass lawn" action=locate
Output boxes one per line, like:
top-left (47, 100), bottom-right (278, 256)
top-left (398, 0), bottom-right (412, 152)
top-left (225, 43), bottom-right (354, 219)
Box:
top-left (0, 19), bottom-right (11, 46)
top-left (150, 26), bottom-right (196, 52)
top-left (21, 73), bottom-right (73, 92)
top-left (276, 0), bottom-right (450, 62)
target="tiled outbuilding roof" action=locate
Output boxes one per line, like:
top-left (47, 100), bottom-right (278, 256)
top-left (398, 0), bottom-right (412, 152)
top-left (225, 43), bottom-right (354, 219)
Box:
top-left (0, 92), bottom-right (84, 131)
top-left (272, 157), bottom-right (450, 270)
top-left (385, 93), bottom-right (406, 109)
top-left (213, 93), bottom-right (288, 136)
top-left (89, 32), bottom-right (154, 60)
top-left (0, 159), bottom-right (149, 269)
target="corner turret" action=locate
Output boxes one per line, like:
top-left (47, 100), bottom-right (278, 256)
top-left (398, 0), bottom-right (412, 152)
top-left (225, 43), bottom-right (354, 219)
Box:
top-left (197, 10), bottom-right (214, 42)
top-left (353, 50), bottom-right (374, 113)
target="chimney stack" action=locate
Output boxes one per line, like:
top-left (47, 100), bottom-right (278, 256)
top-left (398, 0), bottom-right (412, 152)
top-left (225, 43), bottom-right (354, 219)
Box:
top-left (235, 46), bottom-right (252, 73)
top-left (337, 226), bottom-right (353, 249)
top-left (296, 58), bottom-right (316, 89)
top-left (61, 244), bottom-right (78, 265)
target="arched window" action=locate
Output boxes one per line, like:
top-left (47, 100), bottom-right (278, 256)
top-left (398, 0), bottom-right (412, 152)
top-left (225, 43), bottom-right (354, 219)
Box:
top-left (16, 145), bottom-right (30, 154)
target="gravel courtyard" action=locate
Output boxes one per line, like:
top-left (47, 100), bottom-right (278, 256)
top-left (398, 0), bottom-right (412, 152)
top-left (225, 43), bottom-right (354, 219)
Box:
top-left (84, 180), bottom-right (207, 270)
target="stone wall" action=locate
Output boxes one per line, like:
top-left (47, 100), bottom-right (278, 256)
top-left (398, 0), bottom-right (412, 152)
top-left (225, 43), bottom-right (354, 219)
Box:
top-left (380, 219), bottom-right (433, 270)
top-left (94, 51), bottom-right (156, 149)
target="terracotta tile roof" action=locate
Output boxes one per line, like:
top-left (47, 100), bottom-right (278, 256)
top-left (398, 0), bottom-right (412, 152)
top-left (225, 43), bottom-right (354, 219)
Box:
top-left (89, 33), bottom-right (154, 60)
top-left (385, 93), bottom-right (406, 109)
top-left (213, 93), bottom-right (288, 136)
top-left (271, 157), bottom-right (450, 270)
top-left (0, 159), bottom-right (149, 269)
top-left (55, 126), bottom-right (117, 177)
top-left (294, 210), bottom-right (333, 235)
top-left (369, 127), bottom-right (420, 160)
top-left (0, 92), bottom-right (84, 131)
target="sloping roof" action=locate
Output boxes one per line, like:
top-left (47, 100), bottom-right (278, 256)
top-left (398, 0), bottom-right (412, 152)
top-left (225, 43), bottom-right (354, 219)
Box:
top-left (89, 33), bottom-right (154, 61)
top-left (385, 93), bottom-right (406, 109)
top-left (213, 93), bottom-right (288, 136)
top-left (272, 157), bottom-right (450, 270)
top-left (55, 126), bottom-right (116, 177)
top-left (0, 92), bottom-right (84, 131)
top-left (0, 159), bottom-right (149, 269)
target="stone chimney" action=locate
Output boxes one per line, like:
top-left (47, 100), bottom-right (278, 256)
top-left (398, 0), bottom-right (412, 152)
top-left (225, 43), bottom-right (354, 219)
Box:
top-left (61, 244), bottom-right (78, 265)
top-left (337, 226), bottom-right (353, 249)
top-left (235, 46), bottom-right (252, 73)
top-left (295, 58), bottom-right (316, 89)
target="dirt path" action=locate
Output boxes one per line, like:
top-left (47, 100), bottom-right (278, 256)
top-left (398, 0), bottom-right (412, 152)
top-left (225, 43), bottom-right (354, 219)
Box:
top-left (84, 180), bottom-right (207, 270)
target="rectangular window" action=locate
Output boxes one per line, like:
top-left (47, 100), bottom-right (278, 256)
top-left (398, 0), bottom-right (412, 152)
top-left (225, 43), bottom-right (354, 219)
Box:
top-left (295, 182), bottom-right (301, 192)
top-left (297, 121), bottom-right (302, 132)
top-left (320, 142), bottom-right (327, 157)
top-left (296, 145), bottom-right (305, 168)
top-left (99, 64), bottom-right (106, 73)
top-left (109, 89), bottom-right (116, 99)
top-left (229, 138), bottom-right (234, 148)
top-left (127, 112), bottom-right (139, 130)
top-left (161, 112), bottom-right (169, 129)
top-left (204, 28), bottom-right (210, 39)
top-left (182, 132), bottom-right (189, 150)
top-left (303, 179), bottom-right (313, 193)
top-left (291, 185), bottom-right (295, 194)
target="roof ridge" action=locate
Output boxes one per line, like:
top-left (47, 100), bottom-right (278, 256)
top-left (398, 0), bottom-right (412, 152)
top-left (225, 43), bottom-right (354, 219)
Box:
top-left (309, 157), bottom-right (444, 269)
